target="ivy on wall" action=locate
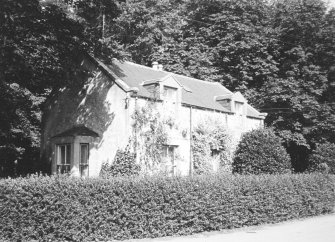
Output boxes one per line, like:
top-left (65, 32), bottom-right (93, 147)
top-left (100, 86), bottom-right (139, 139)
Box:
top-left (132, 102), bottom-right (169, 172)
top-left (192, 118), bottom-right (233, 174)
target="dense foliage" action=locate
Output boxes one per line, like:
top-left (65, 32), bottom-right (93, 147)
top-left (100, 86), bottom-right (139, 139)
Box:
top-left (0, 0), bottom-right (121, 177)
top-left (2, 0), bottom-right (335, 176)
top-left (132, 103), bottom-right (168, 171)
top-left (0, 174), bottom-right (334, 241)
top-left (233, 128), bottom-right (292, 174)
top-left (192, 118), bottom-right (233, 174)
top-left (308, 142), bottom-right (335, 173)
top-left (100, 148), bottom-right (140, 177)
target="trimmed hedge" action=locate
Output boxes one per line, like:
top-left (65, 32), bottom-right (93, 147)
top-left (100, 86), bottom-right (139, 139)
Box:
top-left (0, 174), bottom-right (334, 241)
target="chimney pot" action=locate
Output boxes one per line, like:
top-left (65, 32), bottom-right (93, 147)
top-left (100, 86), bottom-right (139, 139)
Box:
top-left (152, 61), bottom-right (159, 70)
top-left (158, 64), bottom-right (163, 71)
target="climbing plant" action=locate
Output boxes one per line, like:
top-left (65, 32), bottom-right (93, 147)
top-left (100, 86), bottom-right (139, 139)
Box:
top-left (100, 146), bottom-right (140, 177)
top-left (192, 118), bottom-right (233, 174)
top-left (132, 102), bottom-right (169, 172)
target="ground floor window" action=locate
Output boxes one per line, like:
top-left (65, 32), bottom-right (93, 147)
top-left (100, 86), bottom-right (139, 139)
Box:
top-left (162, 145), bottom-right (175, 159)
top-left (57, 144), bottom-right (71, 174)
top-left (162, 145), bottom-right (177, 175)
top-left (80, 143), bottom-right (89, 177)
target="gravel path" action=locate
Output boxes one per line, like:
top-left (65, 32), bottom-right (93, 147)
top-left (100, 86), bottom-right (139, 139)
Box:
top-left (125, 213), bottom-right (335, 242)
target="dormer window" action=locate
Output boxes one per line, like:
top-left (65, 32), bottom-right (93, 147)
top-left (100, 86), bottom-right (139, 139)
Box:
top-left (163, 86), bottom-right (177, 103)
top-left (235, 101), bottom-right (244, 115)
top-left (215, 92), bottom-right (246, 115)
top-left (143, 83), bottom-right (160, 98)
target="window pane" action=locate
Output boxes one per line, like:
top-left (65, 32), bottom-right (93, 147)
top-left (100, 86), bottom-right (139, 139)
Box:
top-left (57, 144), bottom-right (71, 165)
top-left (168, 147), bottom-right (174, 158)
top-left (60, 145), bottom-right (66, 164)
top-left (65, 145), bottom-right (71, 165)
top-left (235, 102), bottom-right (243, 115)
top-left (163, 86), bottom-right (177, 101)
top-left (162, 146), bottom-right (168, 157)
top-left (80, 166), bottom-right (88, 177)
top-left (80, 144), bottom-right (89, 165)
top-left (80, 144), bottom-right (89, 177)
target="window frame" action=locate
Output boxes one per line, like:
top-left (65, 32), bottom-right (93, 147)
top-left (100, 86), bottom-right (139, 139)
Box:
top-left (163, 86), bottom-right (178, 103)
top-left (162, 145), bottom-right (178, 175)
top-left (234, 101), bottom-right (244, 115)
top-left (56, 143), bottom-right (71, 174)
top-left (79, 143), bottom-right (89, 177)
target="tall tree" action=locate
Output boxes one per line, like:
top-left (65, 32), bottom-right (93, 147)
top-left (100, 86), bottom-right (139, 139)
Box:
top-left (261, 0), bottom-right (335, 171)
top-left (182, 0), bottom-right (279, 103)
top-left (110, 0), bottom-right (187, 72)
top-left (0, 0), bottom-right (88, 176)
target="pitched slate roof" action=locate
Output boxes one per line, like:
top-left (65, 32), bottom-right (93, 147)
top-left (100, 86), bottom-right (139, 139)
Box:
top-left (101, 59), bottom-right (262, 119)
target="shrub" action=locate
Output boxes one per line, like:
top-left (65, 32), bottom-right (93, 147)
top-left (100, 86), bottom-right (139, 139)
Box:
top-left (100, 148), bottom-right (140, 177)
top-left (308, 142), bottom-right (335, 174)
top-left (232, 128), bottom-right (291, 174)
top-left (0, 173), bottom-right (334, 241)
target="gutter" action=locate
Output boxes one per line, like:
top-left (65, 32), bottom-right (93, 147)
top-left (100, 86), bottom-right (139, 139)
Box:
top-left (182, 103), bottom-right (234, 115)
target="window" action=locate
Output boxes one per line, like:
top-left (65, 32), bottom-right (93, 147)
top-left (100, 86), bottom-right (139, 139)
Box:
top-left (235, 101), bottom-right (244, 115)
top-left (162, 145), bottom-right (175, 159)
top-left (80, 143), bottom-right (89, 177)
top-left (162, 145), bottom-right (176, 175)
top-left (163, 86), bottom-right (178, 114)
top-left (163, 86), bottom-right (177, 103)
top-left (57, 144), bottom-right (71, 174)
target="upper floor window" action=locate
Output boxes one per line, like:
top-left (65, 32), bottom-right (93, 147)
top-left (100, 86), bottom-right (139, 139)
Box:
top-left (235, 101), bottom-right (244, 115)
top-left (57, 144), bottom-right (71, 174)
top-left (163, 86), bottom-right (177, 103)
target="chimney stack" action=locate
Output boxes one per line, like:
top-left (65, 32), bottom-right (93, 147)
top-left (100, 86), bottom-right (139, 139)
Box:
top-left (152, 62), bottom-right (163, 71)
top-left (152, 61), bottom-right (158, 70)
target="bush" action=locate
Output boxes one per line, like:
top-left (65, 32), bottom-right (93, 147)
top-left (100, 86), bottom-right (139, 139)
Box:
top-left (233, 128), bottom-right (291, 174)
top-left (0, 173), bottom-right (334, 241)
top-left (308, 142), bottom-right (335, 174)
top-left (100, 148), bottom-right (140, 177)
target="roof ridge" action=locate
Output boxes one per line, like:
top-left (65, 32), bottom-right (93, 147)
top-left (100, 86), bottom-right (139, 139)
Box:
top-left (123, 60), bottom-right (167, 73)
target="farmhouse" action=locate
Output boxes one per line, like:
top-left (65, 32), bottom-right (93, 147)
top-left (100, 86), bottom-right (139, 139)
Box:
top-left (41, 55), bottom-right (266, 177)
